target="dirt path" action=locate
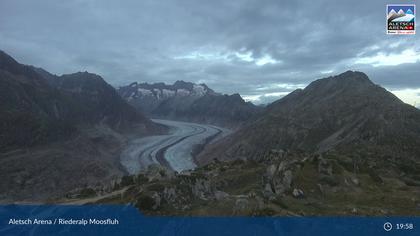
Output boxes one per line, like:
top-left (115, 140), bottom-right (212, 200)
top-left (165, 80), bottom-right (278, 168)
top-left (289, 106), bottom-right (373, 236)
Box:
top-left (58, 187), bottom-right (130, 205)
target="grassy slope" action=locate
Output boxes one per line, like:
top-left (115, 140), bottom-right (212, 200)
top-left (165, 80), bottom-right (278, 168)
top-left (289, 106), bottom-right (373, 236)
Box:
top-left (94, 151), bottom-right (420, 216)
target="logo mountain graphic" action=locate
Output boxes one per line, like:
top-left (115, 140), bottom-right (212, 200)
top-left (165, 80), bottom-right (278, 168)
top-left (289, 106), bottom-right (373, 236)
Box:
top-left (406, 9), bottom-right (414, 15)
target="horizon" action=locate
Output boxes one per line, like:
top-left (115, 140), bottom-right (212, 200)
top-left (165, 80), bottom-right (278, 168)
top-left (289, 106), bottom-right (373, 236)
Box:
top-left (2, 47), bottom-right (420, 108)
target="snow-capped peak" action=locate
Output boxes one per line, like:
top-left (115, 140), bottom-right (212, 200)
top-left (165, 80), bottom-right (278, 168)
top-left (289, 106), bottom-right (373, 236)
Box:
top-left (119, 81), bottom-right (215, 103)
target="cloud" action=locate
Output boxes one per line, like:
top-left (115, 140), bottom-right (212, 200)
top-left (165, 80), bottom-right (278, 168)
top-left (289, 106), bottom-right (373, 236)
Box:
top-left (243, 92), bottom-right (291, 105)
top-left (388, 88), bottom-right (420, 107)
top-left (355, 49), bottom-right (420, 67)
top-left (0, 0), bottom-right (419, 105)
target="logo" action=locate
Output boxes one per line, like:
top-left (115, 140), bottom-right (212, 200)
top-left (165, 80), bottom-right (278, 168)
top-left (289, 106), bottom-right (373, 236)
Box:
top-left (387, 4), bottom-right (415, 34)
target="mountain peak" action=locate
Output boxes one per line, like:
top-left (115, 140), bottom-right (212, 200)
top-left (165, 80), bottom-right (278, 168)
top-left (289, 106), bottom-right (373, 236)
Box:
top-left (305, 70), bottom-right (374, 94)
top-left (60, 72), bottom-right (105, 84)
top-left (174, 80), bottom-right (192, 86)
top-left (338, 70), bottom-right (369, 79)
top-left (275, 70), bottom-right (393, 112)
top-left (325, 70), bottom-right (372, 84)
top-left (70, 71), bottom-right (104, 79)
top-left (200, 71), bottom-right (420, 166)
top-left (229, 93), bottom-right (245, 101)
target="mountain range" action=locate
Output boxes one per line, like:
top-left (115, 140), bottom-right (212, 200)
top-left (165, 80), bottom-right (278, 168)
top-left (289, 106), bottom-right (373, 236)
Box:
top-left (118, 81), bottom-right (261, 127)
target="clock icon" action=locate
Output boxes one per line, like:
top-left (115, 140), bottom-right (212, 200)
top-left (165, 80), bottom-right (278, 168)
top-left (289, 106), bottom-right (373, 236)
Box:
top-left (384, 222), bottom-right (393, 232)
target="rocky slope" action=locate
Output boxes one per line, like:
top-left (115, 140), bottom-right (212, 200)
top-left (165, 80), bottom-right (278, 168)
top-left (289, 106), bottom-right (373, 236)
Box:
top-left (198, 71), bottom-right (420, 165)
top-left (0, 50), bottom-right (164, 202)
top-left (94, 150), bottom-right (420, 216)
top-left (118, 81), bottom-right (261, 127)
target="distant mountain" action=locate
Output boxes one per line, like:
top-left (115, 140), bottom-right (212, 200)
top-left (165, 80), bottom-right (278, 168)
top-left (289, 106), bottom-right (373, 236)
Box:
top-left (118, 81), bottom-right (217, 113)
top-left (0, 50), bottom-right (164, 201)
top-left (118, 81), bottom-right (261, 127)
top-left (198, 71), bottom-right (420, 165)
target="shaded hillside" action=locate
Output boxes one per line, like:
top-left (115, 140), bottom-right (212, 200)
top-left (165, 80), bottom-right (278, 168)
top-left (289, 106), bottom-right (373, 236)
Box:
top-left (54, 72), bottom-right (153, 130)
top-left (0, 50), bottom-right (164, 202)
top-left (198, 71), bottom-right (420, 165)
top-left (0, 51), bottom-right (74, 150)
top-left (0, 51), bottom-right (160, 151)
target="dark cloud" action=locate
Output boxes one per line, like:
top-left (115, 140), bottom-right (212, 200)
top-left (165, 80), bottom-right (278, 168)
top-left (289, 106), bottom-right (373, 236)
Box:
top-left (0, 0), bottom-right (419, 104)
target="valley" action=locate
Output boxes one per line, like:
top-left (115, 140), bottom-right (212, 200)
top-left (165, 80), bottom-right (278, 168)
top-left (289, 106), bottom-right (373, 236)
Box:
top-left (2, 49), bottom-right (420, 216)
top-left (120, 119), bottom-right (229, 174)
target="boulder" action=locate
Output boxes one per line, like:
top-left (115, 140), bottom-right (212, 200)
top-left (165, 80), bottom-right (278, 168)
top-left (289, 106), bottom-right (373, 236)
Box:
top-left (292, 188), bottom-right (304, 198)
top-left (151, 192), bottom-right (161, 210)
top-left (318, 158), bottom-right (333, 176)
top-left (263, 183), bottom-right (275, 198)
top-left (266, 164), bottom-right (277, 178)
top-left (214, 190), bottom-right (229, 201)
top-left (234, 198), bottom-right (249, 212)
top-left (163, 187), bottom-right (176, 203)
top-left (192, 178), bottom-right (212, 199)
top-left (351, 177), bottom-right (359, 186)
top-left (263, 161), bottom-right (294, 196)
top-left (282, 170), bottom-right (293, 188)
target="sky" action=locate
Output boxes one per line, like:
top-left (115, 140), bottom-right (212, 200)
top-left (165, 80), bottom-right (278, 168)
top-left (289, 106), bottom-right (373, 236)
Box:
top-left (0, 0), bottom-right (419, 106)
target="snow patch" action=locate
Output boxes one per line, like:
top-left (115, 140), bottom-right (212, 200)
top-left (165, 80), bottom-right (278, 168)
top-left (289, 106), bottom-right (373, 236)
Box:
top-left (176, 89), bottom-right (190, 96)
top-left (153, 89), bottom-right (162, 99)
top-left (192, 84), bottom-right (206, 96)
top-left (137, 88), bottom-right (153, 96)
top-left (162, 89), bottom-right (176, 98)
